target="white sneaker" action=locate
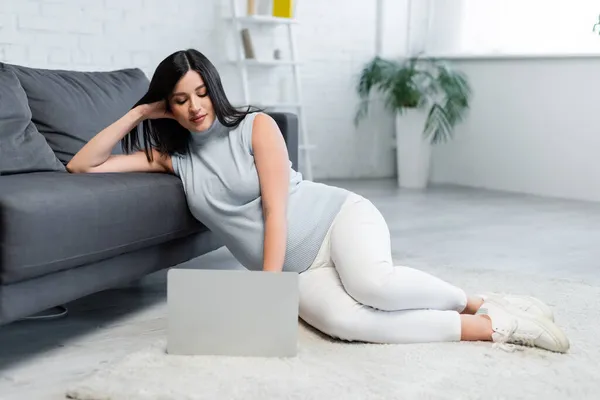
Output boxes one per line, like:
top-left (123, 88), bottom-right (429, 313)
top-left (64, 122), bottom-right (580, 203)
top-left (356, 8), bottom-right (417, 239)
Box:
top-left (480, 293), bottom-right (554, 321)
top-left (476, 297), bottom-right (570, 353)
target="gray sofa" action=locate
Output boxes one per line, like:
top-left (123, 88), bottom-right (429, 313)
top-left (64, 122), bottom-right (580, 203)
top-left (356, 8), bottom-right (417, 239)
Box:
top-left (0, 62), bottom-right (298, 325)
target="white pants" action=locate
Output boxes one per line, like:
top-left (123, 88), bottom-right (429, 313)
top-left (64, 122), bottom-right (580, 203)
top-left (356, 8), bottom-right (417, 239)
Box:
top-left (298, 193), bottom-right (467, 343)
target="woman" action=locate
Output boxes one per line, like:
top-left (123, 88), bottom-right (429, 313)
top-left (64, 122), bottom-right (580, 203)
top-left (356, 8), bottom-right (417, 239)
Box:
top-left (68, 49), bottom-right (570, 353)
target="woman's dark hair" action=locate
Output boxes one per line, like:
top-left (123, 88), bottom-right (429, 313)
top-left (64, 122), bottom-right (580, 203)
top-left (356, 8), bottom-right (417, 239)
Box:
top-left (122, 48), bottom-right (259, 160)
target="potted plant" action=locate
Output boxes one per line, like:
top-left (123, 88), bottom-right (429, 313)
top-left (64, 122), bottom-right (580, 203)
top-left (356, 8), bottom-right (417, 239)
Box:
top-left (354, 55), bottom-right (472, 189)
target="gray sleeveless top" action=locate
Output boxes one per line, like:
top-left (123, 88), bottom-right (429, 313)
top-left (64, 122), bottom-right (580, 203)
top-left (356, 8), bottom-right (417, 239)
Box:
top-left (171, 112), bottom-right (350, 273)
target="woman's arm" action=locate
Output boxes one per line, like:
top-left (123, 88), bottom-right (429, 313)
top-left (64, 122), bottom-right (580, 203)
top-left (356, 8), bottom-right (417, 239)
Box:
top-left (66, 101), bottom-right (173, 174)
top-left (252, 114), bottom-right (290, 272)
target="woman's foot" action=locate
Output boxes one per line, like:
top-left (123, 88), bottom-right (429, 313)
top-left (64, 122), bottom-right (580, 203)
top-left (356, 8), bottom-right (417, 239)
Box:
top-left (462, 296), bottom-right (485, 314)
top-left (477, 297), bottom-right (569, 353)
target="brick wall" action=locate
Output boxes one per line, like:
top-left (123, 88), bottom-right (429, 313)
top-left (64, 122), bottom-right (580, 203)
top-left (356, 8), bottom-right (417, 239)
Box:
top-left (0, 0), bottom-right (396, 179)
top-left (0, 0), bottom-right (219, 74)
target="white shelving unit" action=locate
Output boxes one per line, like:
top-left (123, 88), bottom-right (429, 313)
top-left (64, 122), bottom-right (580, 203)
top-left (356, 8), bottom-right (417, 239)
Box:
top-left (227, 0), bottom-right (314, 180)
top-left (225, 15), bottom-right (298, 25)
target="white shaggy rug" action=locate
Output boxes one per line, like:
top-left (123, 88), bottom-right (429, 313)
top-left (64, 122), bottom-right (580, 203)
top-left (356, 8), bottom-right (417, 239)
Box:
top-left (66, 266), bottom-right (600, 400)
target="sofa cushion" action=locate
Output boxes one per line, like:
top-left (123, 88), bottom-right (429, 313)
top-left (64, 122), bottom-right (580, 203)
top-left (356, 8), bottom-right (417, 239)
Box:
top-left (6, 64), bottom-right (149, 164)
top-left (0, 65), bottom-right (65, 175)
top-left (0, 172), bottom-right (208, 284)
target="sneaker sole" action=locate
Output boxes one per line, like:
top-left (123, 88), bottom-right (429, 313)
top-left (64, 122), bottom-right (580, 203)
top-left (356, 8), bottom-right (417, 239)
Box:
top-left (486, 297), bottom-right (569, 353)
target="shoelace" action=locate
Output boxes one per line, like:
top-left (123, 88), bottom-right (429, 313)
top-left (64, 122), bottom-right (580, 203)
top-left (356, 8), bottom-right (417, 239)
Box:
top-left (493, 322), bottom-right (536, 352)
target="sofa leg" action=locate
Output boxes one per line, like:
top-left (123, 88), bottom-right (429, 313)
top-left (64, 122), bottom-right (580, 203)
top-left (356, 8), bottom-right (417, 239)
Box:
top-left (20, 305), bottom-right (69, 321)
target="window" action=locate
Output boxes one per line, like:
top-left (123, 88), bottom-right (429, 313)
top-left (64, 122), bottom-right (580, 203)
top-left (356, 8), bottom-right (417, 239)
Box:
top-left (424, 0), bottom-right (600, 57)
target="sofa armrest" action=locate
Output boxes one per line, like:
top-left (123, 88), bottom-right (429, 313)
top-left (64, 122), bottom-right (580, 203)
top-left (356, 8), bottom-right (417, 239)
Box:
top-left (266, 112), bottom-right (299, 171)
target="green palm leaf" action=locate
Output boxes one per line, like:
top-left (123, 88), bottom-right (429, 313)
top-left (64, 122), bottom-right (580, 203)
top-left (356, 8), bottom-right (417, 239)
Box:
top-left (355, 56), bottom-right (472, 144)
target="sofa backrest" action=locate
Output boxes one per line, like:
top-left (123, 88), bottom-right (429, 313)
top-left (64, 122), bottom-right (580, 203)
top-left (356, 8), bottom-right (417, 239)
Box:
top-left (0, 65), bottom-right (65, 175)
top-left (5, 63), bottom-right (149, 165)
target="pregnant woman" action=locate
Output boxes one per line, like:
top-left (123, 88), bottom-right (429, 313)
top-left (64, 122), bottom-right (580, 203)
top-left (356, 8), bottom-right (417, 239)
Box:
top-left (67, 49), bottom-right (570, 353)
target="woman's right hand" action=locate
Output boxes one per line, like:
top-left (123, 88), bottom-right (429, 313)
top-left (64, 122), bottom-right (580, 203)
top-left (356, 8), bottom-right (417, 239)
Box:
top-left (68, 100), bottom-right (174, 174)
top-left (138, 100), bottom-right (174, 120)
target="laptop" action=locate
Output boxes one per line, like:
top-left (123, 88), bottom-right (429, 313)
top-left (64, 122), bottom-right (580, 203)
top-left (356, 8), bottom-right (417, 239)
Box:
top-left (167, 268), bottom-right (299, 357)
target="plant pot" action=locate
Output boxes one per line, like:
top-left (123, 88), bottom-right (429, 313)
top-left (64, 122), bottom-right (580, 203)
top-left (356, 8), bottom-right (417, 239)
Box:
top-left (394, 110), bottom-right (431, 189)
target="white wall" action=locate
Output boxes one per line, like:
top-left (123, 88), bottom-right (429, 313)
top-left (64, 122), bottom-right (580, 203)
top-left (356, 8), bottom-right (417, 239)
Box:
top-left (430, 57), bottom-right (600, 202)
top-left (0, 0), bottom-right (398, 180)
top-left (0, 0), bottom-right (221, 76)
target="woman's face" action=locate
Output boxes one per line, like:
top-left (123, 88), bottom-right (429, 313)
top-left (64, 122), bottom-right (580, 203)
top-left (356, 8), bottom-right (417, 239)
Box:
top-left (169, 70), bottom-right (215, 132)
